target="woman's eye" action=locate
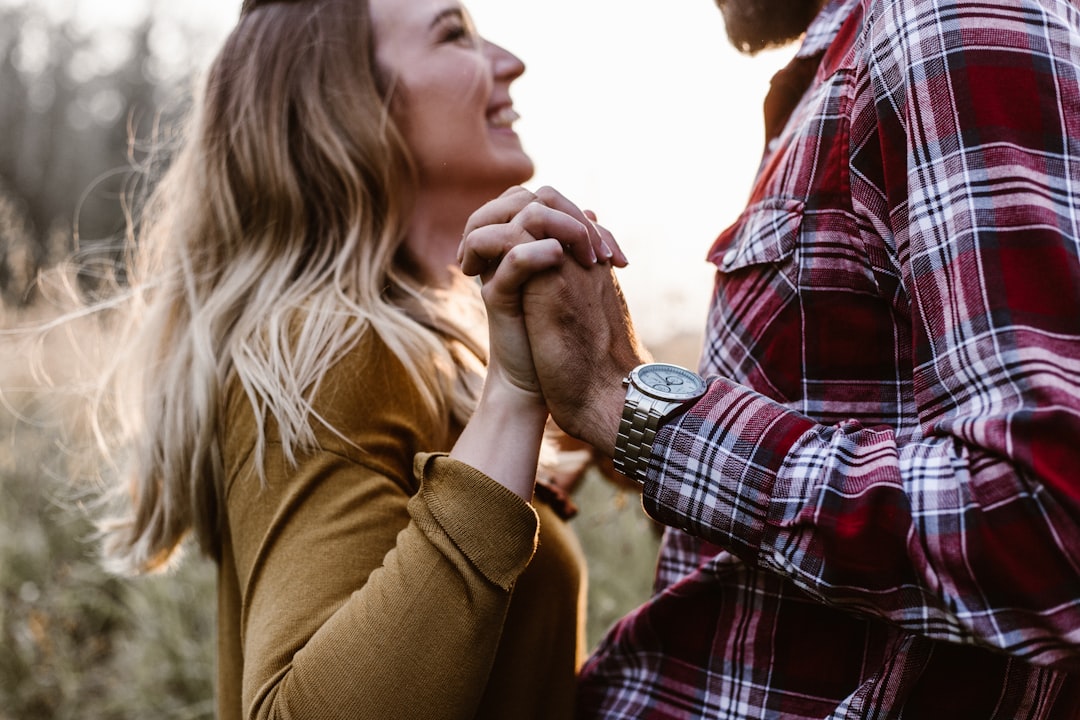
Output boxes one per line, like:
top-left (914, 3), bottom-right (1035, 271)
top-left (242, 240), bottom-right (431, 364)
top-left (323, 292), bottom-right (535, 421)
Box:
top-left (442, 23), bottom-right (475, 46)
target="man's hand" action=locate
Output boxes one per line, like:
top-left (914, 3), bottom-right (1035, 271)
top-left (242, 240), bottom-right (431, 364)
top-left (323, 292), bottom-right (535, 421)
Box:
top-left (459, 185), bottom-right (644, 454)
top-left (459, 186), bottom-right (607, 401)
top-left (523, 256), bottom-right (650, 456)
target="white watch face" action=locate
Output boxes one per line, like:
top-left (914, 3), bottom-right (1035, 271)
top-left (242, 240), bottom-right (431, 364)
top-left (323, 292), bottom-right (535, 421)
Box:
top-left (632, 363), bottom-right (707, 401)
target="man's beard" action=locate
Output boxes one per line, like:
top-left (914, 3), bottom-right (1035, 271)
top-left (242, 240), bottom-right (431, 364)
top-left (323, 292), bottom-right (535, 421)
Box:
top-left (716, 0), bottom-right (826, 54)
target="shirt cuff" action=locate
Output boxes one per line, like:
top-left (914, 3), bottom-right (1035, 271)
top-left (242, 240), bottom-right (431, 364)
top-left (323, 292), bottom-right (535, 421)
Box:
top-left (641, 378), bottom-right (816, 559)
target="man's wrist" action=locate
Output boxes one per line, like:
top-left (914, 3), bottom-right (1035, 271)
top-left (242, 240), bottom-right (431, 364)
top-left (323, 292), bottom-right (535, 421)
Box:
top-left (589, 381), bottom-right (629, 459)
top-left (611, 363), bottom-right (710, 484)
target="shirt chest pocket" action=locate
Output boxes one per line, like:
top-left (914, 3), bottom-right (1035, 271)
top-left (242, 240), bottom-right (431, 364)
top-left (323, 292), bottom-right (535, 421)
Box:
top-left (705, 199), bottom-right (804, 402)
top-left (706, 198), bottom-right (906, 412)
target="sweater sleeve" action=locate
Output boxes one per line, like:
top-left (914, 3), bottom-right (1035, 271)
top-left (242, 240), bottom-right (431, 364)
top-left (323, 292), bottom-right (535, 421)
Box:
top-left (222, 337), bottom-right (540, 720)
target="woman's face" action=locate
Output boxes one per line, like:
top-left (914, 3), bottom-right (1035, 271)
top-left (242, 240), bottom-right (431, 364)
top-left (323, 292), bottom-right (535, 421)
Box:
top-left (371, 0), bottom-right (534, 196)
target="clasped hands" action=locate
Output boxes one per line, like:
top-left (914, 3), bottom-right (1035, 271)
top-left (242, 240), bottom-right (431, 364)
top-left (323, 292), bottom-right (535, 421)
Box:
top-left (457, 186), bottom-right (650, 455)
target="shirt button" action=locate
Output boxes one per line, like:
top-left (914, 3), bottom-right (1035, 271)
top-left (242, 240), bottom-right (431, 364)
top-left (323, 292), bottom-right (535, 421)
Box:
top-left (722, 249), bottom-right (738, 267)
top-left (839, 419), bottom-right (863, 433)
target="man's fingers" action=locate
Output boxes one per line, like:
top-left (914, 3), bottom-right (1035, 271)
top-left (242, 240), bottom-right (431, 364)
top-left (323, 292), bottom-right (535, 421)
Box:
top-left (488, 238), bottom-right (566, 294)
top-left (481, 240), bottom-right (565, 325)
top-left (461, 222), bottom-right (535, 277)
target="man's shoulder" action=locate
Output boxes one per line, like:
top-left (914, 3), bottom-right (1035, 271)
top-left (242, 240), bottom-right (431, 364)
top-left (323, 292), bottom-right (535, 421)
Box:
top-left (852, 0), bottom-right (1078, 87)
top-left (861, 0), bottom-right (1074, 36)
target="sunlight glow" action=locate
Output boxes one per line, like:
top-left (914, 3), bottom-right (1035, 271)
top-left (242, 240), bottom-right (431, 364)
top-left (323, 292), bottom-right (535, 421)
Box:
top-left (9, 0), bottom-right (795, 349)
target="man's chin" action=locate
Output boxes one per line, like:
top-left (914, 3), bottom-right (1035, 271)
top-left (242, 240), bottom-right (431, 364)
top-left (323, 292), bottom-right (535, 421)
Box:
top-left (717, 0), bottom-right (825, 55)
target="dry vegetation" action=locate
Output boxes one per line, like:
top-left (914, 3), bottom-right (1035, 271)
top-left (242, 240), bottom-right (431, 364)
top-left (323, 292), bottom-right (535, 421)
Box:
top-left (0, 297), bottom-right (663, 717)
top-left (0, 302), bottom-right (217, 719)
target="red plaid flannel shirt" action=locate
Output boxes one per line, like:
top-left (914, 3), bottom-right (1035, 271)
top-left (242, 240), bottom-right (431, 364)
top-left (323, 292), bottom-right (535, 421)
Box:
top-left (578, 0), bottom-right (1080, 716)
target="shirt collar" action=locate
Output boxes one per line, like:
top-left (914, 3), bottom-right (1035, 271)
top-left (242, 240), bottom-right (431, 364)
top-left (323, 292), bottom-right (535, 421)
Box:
top-left (796, 0), bottom-right (861, 59)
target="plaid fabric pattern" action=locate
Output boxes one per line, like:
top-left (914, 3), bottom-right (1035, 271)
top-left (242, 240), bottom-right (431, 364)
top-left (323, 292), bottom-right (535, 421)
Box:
top-left (578, 0), bottom-right (1080, 716)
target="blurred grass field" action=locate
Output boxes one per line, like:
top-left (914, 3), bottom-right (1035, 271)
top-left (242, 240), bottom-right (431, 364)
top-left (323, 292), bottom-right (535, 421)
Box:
top-left (0, 375), bottom-right (217, 718)
top-left (0, 318), bottom-right (666, 718)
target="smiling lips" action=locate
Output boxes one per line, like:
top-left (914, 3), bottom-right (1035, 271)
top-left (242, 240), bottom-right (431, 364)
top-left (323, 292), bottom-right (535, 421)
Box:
top-left (487, 105), bottom-right (520, 129)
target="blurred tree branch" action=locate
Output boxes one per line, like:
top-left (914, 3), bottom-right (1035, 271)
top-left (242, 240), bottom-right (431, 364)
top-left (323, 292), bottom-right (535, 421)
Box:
top-left (0, 3), bottom-right (191, 309)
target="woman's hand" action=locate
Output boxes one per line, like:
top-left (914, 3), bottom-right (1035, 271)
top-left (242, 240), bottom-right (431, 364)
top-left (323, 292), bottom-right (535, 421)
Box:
top-left (460, 186), bottom-right (626, 401)
top-left (480, 230), bottom-right (564, 402)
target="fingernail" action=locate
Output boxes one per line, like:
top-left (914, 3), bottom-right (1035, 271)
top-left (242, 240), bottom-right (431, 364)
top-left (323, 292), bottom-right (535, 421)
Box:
top-left (600, 239), bottom-right (614, 260)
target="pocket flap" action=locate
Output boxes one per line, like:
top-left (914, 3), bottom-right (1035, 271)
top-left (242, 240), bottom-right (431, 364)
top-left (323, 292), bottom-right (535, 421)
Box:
top-left (708, 198), bottom-right (803, 271)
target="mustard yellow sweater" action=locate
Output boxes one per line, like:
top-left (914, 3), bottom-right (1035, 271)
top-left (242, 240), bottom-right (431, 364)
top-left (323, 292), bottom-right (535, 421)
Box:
top-left (215, 331), bottom-right (586, 720)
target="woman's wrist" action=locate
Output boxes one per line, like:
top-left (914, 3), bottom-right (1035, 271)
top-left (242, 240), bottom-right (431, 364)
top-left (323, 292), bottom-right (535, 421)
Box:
top-left (479, 365), bottom-right (547, 418)
top-left (449, 371), bottom-right (549, 502)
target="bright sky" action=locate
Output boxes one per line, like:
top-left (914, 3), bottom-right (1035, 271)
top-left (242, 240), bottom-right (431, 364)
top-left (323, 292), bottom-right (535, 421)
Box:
top-left (19, 0), bottom-right (795, 347)
top-left (464, 1), bottom-right (795, 347)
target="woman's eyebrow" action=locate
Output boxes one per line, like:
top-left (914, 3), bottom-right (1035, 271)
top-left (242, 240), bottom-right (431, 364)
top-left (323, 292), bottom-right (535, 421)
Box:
top-left (429, 6), bottom-right (465, 29)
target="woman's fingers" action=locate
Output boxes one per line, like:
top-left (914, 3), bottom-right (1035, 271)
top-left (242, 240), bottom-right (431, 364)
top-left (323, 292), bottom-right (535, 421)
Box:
top-left (586, 214), bottom-right (629, 268)
top-left (480, 238), bottom-right (566, 401)
top-left (533, 191), bottom-right (626, 268)
top-left (461, 201), bottom-right (591, 277)
top-left (460, 186), bottom-right (539, 267)
top-left (459, 185), bottom-right (630, 277)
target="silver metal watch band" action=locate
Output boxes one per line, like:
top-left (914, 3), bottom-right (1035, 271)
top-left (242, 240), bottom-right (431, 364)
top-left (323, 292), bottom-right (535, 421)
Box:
top-left (612, 400), bottom-right (665, 484)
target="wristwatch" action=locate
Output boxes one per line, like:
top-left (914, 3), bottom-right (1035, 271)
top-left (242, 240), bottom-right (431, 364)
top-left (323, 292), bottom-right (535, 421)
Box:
top-left (613, 362), bottom-right (709, 484)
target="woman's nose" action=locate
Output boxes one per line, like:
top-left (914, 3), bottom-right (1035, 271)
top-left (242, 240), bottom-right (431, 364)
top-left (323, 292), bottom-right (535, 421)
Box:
top-left (486, 40), bottom-right (526, 82)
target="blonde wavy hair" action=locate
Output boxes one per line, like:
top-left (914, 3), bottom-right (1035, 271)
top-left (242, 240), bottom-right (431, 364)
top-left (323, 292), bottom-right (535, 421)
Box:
top-left (94, 0), bottom-right (488, 575)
